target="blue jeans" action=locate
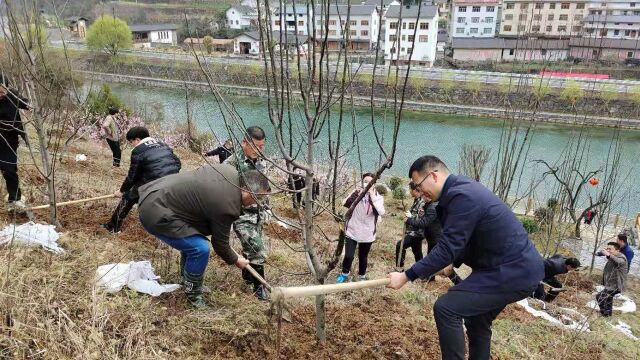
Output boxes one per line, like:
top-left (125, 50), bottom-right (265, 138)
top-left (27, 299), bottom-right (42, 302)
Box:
top-left (145, 227), bottom-right (211, 275)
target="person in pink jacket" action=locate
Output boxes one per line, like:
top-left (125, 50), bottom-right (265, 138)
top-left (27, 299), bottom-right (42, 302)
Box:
top-left (337, 173), bottom-right (385, 283)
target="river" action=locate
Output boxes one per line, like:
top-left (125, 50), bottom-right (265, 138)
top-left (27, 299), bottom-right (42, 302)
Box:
top-left (99, 82), bottom-right (640, 219)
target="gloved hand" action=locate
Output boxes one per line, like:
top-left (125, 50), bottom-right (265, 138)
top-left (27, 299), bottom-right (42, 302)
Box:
top-left (405, 211), bottom-right (412, 219)
top-left (263, 209), bottom-right (273, 223)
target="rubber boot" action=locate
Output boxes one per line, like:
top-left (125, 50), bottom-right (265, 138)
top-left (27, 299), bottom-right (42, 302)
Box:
top-left (252, 264), bottom-right (269, 301)
top-left (183, 272), bottom-right (208, 309)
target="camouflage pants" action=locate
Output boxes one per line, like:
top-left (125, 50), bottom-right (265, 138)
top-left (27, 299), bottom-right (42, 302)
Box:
top-left (233, 211), bottom-right (266, 265)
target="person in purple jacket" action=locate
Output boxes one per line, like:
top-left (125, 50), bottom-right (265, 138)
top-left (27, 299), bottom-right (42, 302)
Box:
top-left (387, 155), bottom-right (544, 360)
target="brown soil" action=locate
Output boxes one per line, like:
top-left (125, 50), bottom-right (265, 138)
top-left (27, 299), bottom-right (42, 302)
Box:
top-left (193, 295), bottom-right (441, 359)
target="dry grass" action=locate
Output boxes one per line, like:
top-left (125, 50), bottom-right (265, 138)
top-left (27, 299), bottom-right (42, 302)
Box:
top-left (1, 137), bottom-right (639, 359)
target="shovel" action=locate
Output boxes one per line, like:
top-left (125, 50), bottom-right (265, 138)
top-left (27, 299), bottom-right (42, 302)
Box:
top-left (231, 249), bottom-right (293, 322)
top-left (27, 194), bottom-right (118, 211)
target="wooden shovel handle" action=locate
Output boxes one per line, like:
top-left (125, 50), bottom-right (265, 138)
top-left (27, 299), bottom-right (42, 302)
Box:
top-left (27, 194), bottom-right (118, 211)
top-left (271, 278), bottom-right (391, 301)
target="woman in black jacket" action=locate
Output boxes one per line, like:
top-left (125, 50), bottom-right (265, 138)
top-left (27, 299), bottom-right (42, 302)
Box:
top-left (0, 79), bottom-right (30, 212)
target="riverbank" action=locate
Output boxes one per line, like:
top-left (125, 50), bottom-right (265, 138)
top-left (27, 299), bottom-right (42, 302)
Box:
top-left (80, 71), bottom-right (640, 130)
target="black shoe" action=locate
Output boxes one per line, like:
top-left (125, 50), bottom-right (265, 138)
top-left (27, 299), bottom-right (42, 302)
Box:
top-left (241, 268), bottom-right (253, 286)
top-left (254, 284), bottom-right (269, 301)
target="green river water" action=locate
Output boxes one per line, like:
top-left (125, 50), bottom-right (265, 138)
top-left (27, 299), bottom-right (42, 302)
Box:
top-left (101, 82), bottom-right (640, 217)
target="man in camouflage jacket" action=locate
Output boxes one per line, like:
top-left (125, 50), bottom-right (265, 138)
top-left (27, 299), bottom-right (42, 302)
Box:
top-left (224, 126), bottom-right (270, 300)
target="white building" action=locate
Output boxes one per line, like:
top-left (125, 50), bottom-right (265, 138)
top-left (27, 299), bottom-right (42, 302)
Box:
top-left (272, 4), bottom-right (313, 35)
top-left (450, 0), bottom-right (499, 38)
top-left (584, 1), bottom-right (640, 39)
top-left (226, 5), bottom-right (258, 30)
top-left (384, 3), bottom-right (440, 66)
top-left (314, 4), bottom-right (381, 51)
top-left (233, 31), bottom-right (261, 55)
top-left (129, 24), bottom-right (178, 48)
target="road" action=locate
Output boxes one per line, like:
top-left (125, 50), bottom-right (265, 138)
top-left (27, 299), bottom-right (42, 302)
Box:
top-left (54, 41), bottom-right (640, 93)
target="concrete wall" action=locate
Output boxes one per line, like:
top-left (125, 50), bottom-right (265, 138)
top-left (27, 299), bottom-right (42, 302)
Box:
top-left (80, 71), bottom-right (640, 129)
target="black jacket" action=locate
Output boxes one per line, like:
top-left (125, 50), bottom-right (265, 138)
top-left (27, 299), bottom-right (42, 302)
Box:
top-left (543, 255), bottom-right (569, 280)
top-left (405, 175), bottom-right (544, 293)
top-left (120, 138), bottom-right (181, 198)
top-left (0, 89), bottom-right (29, 139)
top-left (406, 201), bottom-right (443, 246)
top-left (205, 146), bottom-right (232, 163)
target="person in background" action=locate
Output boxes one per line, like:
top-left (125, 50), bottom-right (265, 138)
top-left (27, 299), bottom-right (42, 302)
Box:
top-left (595, 242), bottom-right (627, 317)
top-left (138, 165), bottom-right (269, 308)
top-left (102, 107), bottom-right (121, 167)
top-left (532, 255), bottom-right (580, 302)
top-left (395, 182), bottom-right (425, 269)
top-left (0, 76), bottom-right (30, 213)
top-left (387, 155), bottom-right (543, 360)
top-left (224, 126), bottom-right (271, 300)
top-left (616, 234), bottom-right (634, 273)
top-left (100, 126), bottom-right (181, 234)
top-left (205, 138), bottom-right (233, 163)
top-left (337, 172), bottom-right (385, 283)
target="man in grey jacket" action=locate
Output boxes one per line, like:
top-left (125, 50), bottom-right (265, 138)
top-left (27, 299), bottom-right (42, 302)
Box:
top-left (596, 242), bottom-right (628, 317)
top-left (138, 163), bottom-right (270, 308)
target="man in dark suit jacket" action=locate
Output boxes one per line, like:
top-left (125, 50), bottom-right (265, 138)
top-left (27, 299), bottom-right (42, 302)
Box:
top-left (387, 155), bottom-right (544, 360)
top-left (138, 164), bottom-right (269, 308)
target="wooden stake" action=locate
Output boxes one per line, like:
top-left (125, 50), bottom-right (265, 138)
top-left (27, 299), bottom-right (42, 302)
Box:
top-left (271, 278), bottom-right (391, 301)
top-left (27, 194), bottom-right (117, 211)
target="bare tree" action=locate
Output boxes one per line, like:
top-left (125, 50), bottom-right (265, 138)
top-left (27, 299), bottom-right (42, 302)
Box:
top-left (458, 144), bottom-right (491, 182)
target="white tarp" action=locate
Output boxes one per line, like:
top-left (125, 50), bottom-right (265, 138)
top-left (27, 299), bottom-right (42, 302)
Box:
top-left (95, 261), bottom-right (180, 297)
top-left (611, 320), bottom-right (639, 341)
top-left (517, 298), bottom-right (590, 332)
top-left (0, 222), bottom-right (64, 254)
top-left (75, 154), bottom-right (87, 162)
top-left (586, 286), bottom-right (637, 313)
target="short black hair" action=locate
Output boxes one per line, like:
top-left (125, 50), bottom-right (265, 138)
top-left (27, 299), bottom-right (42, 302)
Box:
top-left (408, 155), bottom-right (449, 178)
top-left (565, 258), bottom-right (581, 268)
top-left (245, 126), bottom-right (266, 141)
top-left (108, 107), bottom-right (119, 115)
top-left (362, 172), bottom-right (374, 180)
top-left (607, 242), bottom-right (621, 250)
top-left (126, 126), bottom-right (150, 141)
top-left (617, 234), bottom-right (628, 243)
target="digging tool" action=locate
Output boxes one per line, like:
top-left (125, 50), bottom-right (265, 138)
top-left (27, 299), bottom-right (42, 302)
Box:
top-left (271, 278), bottom-right (391, 302)
top-left (230, 248), bottom-right (292, 322)
top-left (27, 194), bottom-right (118, 211)
top-left (542, 282), bottom-right (568, 293)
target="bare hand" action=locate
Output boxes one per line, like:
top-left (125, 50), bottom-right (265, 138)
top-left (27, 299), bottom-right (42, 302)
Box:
top-left (601, 249), bottom-right (610, 257)
top-left (114, 191), bottom-right (123, 198)
top-left (386, 272), bottom-right (409, 290)
top-left (235, 257), bottom-right (250, 269)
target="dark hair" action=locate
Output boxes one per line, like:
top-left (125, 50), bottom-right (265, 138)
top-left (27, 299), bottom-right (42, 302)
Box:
top-left (607, 242), bottom-right (621, 250)
top-left (245, 126), bottom-right (266, 141)
top-left (239, 169), bottom-right (271, 194)
top-left (565, 258), bottom-right (581, 268)
top-left (617, 234), bottom-right (628, 243)
top-left (408, 155), bottom-right (449, 177)
top-left (108, 107), bottom-right (119, 115)
top-left (362, 172), bottom-right (374, 180)
top-left (126, 126), bottom-right (150, 141)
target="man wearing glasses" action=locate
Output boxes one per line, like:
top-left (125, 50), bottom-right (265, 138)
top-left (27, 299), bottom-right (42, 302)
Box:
top-left (387, 155), bottom-right (544, 360)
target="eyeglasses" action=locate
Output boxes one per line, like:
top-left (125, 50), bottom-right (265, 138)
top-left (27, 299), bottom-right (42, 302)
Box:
top-left (414, 170), bottom-right (437, 189)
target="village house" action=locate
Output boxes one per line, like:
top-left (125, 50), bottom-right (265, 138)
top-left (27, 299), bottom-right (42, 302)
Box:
top-left (569, 37), bottom-right (640, 60)
top-left (272, 4), bottom-right (313, 35)
top-left (384, 3), bottom-right (440, 66)
top-left (449, 0), bottom-right (499, 38)
top-left (183, 38), bottom-right (234, 53)
top-left (449, 38), bottom-right (569, 61)
top-left (129, 23), bottom-right (178, 48)
top-left (226, 5), bottom-right (259, 30)
top-left (66, 16), bottom-right (88, 39)
top-left (583, 0), bottom-right (640, 39)
top-left (499, 0), bottom-right (589, 38)
top-left (313, 4), bottom-right (380, 51)
top-left (232, 31), bottom-right (308, 55)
